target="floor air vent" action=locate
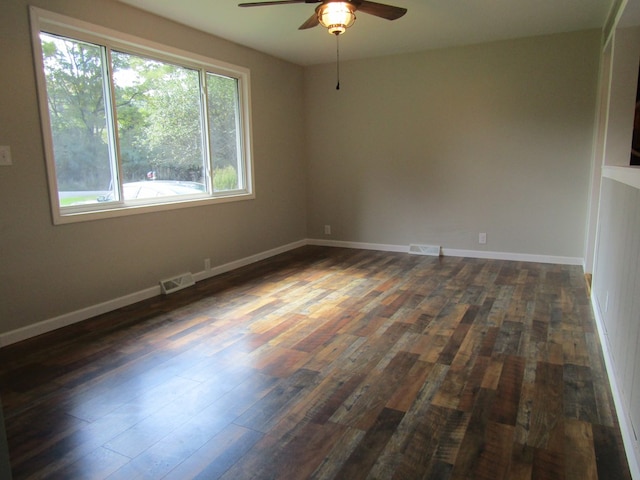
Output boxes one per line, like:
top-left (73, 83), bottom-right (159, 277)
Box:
top-left (160, 272), bottom-right (195, 294)
top-left (409, 244), bottom-right (441, 256)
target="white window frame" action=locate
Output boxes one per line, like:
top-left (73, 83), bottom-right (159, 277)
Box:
top-left (30, 7), bottom-right (254, 225)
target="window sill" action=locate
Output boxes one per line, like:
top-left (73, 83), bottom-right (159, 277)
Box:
top-left (51, 192), bottom-right (254, 225)
top-left (602, 165), bottom-right (640, 190)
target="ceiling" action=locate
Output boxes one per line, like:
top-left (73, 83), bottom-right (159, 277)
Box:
top-left (116, 0), bottom-right (616, 66)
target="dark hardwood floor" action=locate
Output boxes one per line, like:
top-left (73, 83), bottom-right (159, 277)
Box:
top-left (0, 246), bottom-right (632, 479)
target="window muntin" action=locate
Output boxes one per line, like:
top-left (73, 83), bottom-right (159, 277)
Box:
top-left (31, 8), bottom-right (253, 223)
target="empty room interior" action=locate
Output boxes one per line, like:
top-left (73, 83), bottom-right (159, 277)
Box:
top-left (1, 0), bottom-right (640, 478)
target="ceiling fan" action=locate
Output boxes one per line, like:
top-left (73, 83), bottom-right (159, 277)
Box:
top-left (238, 0), bottom-right (407, 35)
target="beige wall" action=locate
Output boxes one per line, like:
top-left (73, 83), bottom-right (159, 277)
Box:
top-left (0, 0), bottom-right (307, 334)
top-left (304, 31), bottom-right (601, 257)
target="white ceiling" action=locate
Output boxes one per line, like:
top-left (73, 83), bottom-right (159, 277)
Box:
top-left (116, 0), bottom-right (616, 66)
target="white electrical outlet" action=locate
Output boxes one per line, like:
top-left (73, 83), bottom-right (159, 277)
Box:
top-left (0, 146), bottom-right (12, 166)
top-left (479, 232), bottom-right (487, 244)
top-left (204, 258), bottom-right (211, 270)
top-left (324, 225), bottom-right (331, 235)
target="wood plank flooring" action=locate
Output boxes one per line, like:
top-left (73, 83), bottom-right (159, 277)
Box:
top-left (0, 246), bottom-right (632, 479)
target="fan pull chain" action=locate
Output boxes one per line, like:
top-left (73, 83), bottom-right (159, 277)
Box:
top-left (335, 33), bottom-right (340, 90)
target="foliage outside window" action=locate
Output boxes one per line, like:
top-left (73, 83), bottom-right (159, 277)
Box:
top-left (30, 8), bottom-right (253, 224)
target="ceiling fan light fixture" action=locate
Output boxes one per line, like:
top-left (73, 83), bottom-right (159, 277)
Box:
top-left (317, 2), bottom-right (356, 35)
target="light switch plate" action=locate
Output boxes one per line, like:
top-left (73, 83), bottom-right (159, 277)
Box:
top-left (0, 146), bottom-right (12, 166)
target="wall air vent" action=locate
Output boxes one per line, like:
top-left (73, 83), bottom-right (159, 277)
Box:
top-left (160, 272), bottom-right (195, 295)
top-left (408, 244), bottom-right (441, 256)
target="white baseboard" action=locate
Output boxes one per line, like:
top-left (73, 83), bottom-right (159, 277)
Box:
top-left (307, 239), bottom-right (584, 265)
top-left (442, 247), bottom-right (584, 266)
top-left (0, 286), bottom-right (160, 348)
top-left (0, 239), bottom-right (307, 348)
top-left (307, 238), bottom-right (408, 253)
top-left (590, 295), bottom-right (640, 479)
top-left (0, 238), bottom-right (584, 348)
top-left (193, 239), bottom-right (307, 282)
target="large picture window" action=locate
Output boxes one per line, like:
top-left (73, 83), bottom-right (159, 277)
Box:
top-left (30, 8), bottom-right (253, 224)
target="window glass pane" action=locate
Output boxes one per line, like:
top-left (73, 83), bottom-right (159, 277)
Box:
top-left (112, 51), bottom-right (206, 200)
top-left (39, 33), bottom-right (115, 207)
top-left (207, 73), bottom-right (242, 192)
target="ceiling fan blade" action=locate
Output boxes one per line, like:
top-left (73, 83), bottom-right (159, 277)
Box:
top-left (354, 1), bottom-right (407, 20)
top-left (238, 0), bottom-right (313, 7)
top-left (299, 13), bottom-right (320, 30)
